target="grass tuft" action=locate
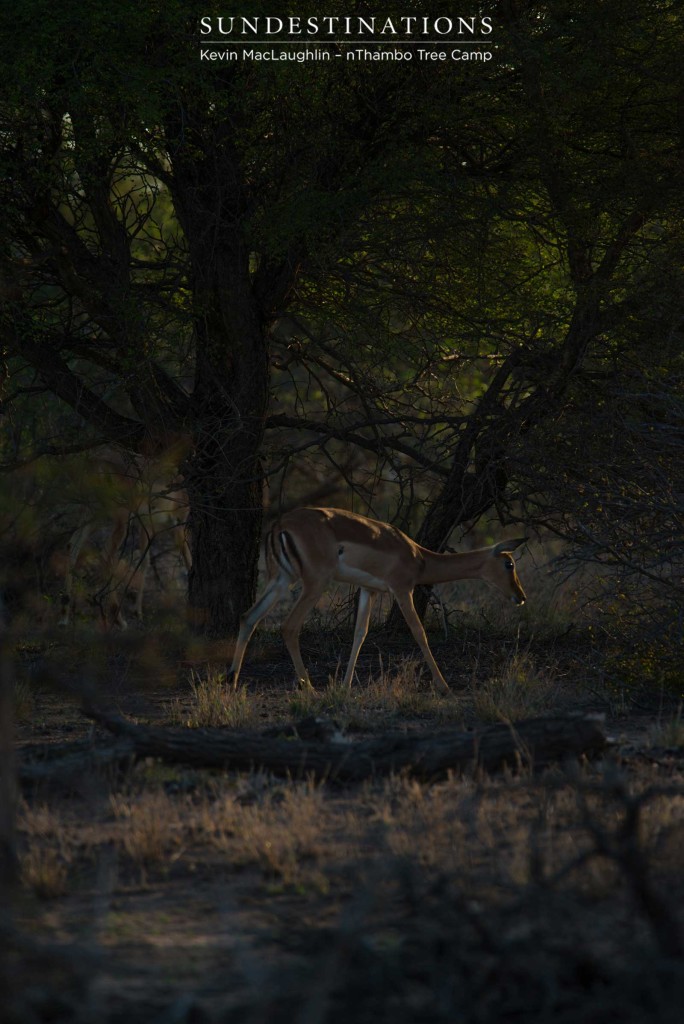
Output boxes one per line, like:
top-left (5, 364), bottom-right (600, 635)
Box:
top-left (20, 846), bottom-right (70, 900)
top-left (473, 651), bottom-right (560, 722)
top-left (169, 670), bottom-right (257, 729)
top-left (288, 669), bottom-right (351, 718)
top-left (17, 803), bottom-right (73, 899)
top-left (288, 656), bottom-right (463, 722)
top-left (200, 778), bottom-right (328, 892)
top-left (110, 788), bottom-right (182, 868)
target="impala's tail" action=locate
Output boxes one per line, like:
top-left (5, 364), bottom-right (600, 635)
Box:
top-left (265, 524), bottom-right (304, 581)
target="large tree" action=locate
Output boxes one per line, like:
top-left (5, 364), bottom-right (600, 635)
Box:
top-left (1, 0), bottom-right (681, 644)
top-left (0, 1), bottom-right (433, 633)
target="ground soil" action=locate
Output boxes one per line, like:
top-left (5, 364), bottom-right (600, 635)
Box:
top-left (5, 626), bottom-right (684, 1023)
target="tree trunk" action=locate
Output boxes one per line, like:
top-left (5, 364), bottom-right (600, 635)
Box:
top-left (185, 424), bottom-right (265, 637)
top-left (169, 133), bottom-right (272, 637)
top-left (181, 280), bottom-right (269, 637)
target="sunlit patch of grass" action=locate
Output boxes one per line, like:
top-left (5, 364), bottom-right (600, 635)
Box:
top-left (376, 776), bottom-right (471, 871)
top-left (472, 651), bottom-right (560, 723)
top-left (197, 778), bottom-right (328, 892)
top-left (362, 657), bottom-right (461, 720)
top-left (169, 670), bottom-right (257, 729)
top-left (20, 846), bottom-right (70, 900)
top-left (17, 801), bottom-right (67, 840)
top-left (17, 801), bottom-right (72, 899)
top-left (288, 669), bottom-right (352, 718)
top-left (110, 788), bottom-right (182, 869)
top-left (288, 656), bottom-right (462, 722)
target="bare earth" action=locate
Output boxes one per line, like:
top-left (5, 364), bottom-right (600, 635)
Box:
top-left (6, 628), bottom-right (684, 1024)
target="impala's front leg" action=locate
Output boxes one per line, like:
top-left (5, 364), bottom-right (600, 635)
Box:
top-left (342, 588), bottom-right (375, 688)
top-left (392, 589), bottom-right (450, 693)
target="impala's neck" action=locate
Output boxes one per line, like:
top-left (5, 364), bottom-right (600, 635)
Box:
top-left (418, 547), bottom-right (491, 586)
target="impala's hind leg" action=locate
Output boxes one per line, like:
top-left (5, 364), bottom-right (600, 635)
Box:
top-left (280, 578), bottom-right (329, 690)
top-left (227, 574), bottom-right (290, 687)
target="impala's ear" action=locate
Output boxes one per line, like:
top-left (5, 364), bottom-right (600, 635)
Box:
top-left (492, 537), bottom-right (528, 556)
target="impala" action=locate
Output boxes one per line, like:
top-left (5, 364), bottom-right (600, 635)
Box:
top-left (227, 507), bottom-right (527, 692)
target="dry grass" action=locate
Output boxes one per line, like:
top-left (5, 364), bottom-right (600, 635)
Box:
top-left (110, 788), bottom-right (183, 868)
top-left (19, 845), bottom-right (70, 899)
top-left (102, 775), bottom-right (330, 892)
top-left (17, 800), bottom-right (66, 839)
top-left (9, 591), bottom-right (684, 1020)
top-left (472, 650), bottom-right (561, 722)
top-left (193, 778), bottom-right (329, 891)
top-left (96, 764), bottom-right (684, 906)
top-left (365, 656), bottom-right (461, 719)
top-left (8, 587), bottom-right (684, 1023)
top-left (373, 775), bottom-right (473, 873)
top-left (17, 801), bottom-right (73, 899)
top-left (168, 670), bottom-right (257, 729)
top-left (288, 656), bottom-right (462, 722)
top-left (288, 670), bottom-right (353, 718)
top-left (16, 763), bottom-right (684, 903)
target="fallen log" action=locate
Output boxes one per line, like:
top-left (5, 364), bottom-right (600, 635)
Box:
top-left (80, 707), bottom-right (608, 783)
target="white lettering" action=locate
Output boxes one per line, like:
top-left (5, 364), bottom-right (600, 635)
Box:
top-left (200, 49), bottom-right (238, 61)
top-left (451, 49), bottom-right (493, 61)
top-left (347, 48), bottom-right (412, 61)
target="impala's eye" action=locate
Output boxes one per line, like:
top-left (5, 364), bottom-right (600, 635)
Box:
top-left (505, 560), bottom-right (514, 571)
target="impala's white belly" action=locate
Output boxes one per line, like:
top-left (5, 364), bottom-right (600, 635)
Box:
top-left (333, 555), bottom-right (390, 592)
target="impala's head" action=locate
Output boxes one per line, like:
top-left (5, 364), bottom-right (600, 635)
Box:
top-left (488, 538), bottom-right (528, 606)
